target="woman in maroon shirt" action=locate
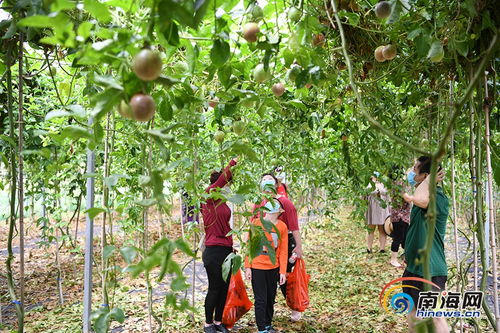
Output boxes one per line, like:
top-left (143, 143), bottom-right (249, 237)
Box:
top-left (201, 158), bottom-right (237, 333)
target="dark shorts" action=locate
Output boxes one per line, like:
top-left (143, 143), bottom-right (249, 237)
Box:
top-left (402, 269), bottom-right (447, 309)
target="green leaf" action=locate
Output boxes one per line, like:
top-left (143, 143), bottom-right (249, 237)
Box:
top-left (210, 39), bottom-right (230, 67)
top-left (66, 105), bottom-right (86, 117)
top-left (52, 0), bottom-right (76, 11)
top-left (3, 20), bottom-right (16, 39)
top-left (22, 148), bottom-right (52, 159)
top-left (91, 308), bottom-right (110, 333)
top-left (159, 20), bottom-right (179, 46)
top-left (261, 218), bottom-right (279, 235)
top-left (18, 15), bottom-right (62, 28)
top-left (91, 88), bottom-right (121, 121)
top-left (158, 0), bottom-right (196, 28)
top-left (287, 99), bottom-right (307, 111)
top-left (450, 38), bottom-right (468, 57)
top-left (228, 194), bottom-right (246, 205)
top-left (385, 0), bottom-right (410, 24)
top-left (218, 65), bottom-right (232, 89)
top-left (231, 141), bottom-right (258, 161)
top-left (171, 276), bottom-right (189, 291)
top-left (494, 163), bottom-right (500, 186)
top-left (103, 245), bottom-right (116, 261)
top-left (77, 21), bottom-right (94, 40)
top-left (185, 40), bottom-right (198, 74)
top-left (158, 254), bottom-right (170, 281)
top-left (85, 207), bottom-right (106, 219)
top-left (407, 28), bottom-right (422, 41)
top-left (249, 230), bottom-right (263, 260)
top-left (167, 258), bottom-right (182, 275)
top-left (156, 76), bottom-right (180, 88)
top-left (108, 308), bottom-right (125, 323)
top-left (126, 263), bottom-right (145, 277)
top-left (94, 75), bottom-right (123, 90)
top-left (222, 252), bottom-right (235, 281)
top-left (157, 99), bottom-right (174, 121)
top-left (61, 125), bottom-right (92, 140)
top-left (261, 237), bottom-right (276, 265)
top-left (120, 246), bottom-right (138, 264)
top-left (414, 35), bottom-right (430, 57)
top-left (194, 0), bottom-right (211, 27)
top-left (175, 238), bottom-right (195, 257)
top-left (340, 11), bottom-right (359, 26)
top-left (295, 69), bottom-right (310, 88)
top-left (84, 0), bottom-right (112, 23)
top-left (231, 254), bottom-right (242, 275)
top-left (0, 135), bottom-right (16, 147)
top-left (136, 198), bottom-right (156, 206)
top-left (104, 174), bottom-right (129, 189)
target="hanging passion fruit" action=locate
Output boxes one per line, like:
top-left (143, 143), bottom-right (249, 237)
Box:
top-left (133, 49), bottom-right (163, 81)
top-left (130, 93), bottom-right (156, 122)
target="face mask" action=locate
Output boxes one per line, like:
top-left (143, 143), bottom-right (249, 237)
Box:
top-left (407, 171), bottom-right (417, 186)
top-left (261, 179), bottom-right (276, 191)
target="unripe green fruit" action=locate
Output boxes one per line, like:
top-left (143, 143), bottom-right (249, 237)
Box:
top-left (214, 131), bottom-right (225, 144)
top-left (232, 121), bottom-right (246, 135)
top-left (253, 64), bottom-right (271, 83)
top-left (288, 7), bottom-right (301, 22)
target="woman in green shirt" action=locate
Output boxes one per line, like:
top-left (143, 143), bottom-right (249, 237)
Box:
top-left (402, 156), bottom-right (449, 333)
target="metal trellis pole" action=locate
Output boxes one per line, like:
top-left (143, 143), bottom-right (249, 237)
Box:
top-left (83, 117), bottom-right (96, 333)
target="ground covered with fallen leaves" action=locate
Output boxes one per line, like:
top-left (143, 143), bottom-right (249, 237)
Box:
top-left (0, 208), bottom-right (495, 332)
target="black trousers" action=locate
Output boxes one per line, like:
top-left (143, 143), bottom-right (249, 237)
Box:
top-left (279, 233), bottom-right (296, 299)
top-left (203, 246), bottom-right (233, 324)
top-left (391, 219), bottom-right (409, 252)
top-left (402, 269), bottom-right (447, 308)
top-left (251, 267), bottom-right (279, 331)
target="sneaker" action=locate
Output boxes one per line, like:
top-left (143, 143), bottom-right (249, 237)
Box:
top-left (290, 310), bottom-right (302, 321)
top-left (204, 325), bottom-right (217, 333)
top-left (214, 323), bottom-right (230, 333)
top-left (379, 249), bottom-right (386, 253)
top-left (266, 326), bottom-right (280, 333)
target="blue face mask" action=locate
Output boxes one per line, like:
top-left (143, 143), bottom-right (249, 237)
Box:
top-left (261, 179), bottom-right (276, 191)
top-left (407, 171), bottom-right (417, 186)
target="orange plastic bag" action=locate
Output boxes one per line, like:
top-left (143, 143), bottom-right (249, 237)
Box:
top-left (222, 270), bottom-right (253, 328)
top-left (286, 258), bottom-right (310, 312)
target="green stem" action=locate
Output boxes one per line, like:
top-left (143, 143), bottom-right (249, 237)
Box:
top-left (5, 42), bottom-right (24, 332)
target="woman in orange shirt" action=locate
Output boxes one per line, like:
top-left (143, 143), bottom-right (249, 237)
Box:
top-left (245, 199), bottom-right (288, 333)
